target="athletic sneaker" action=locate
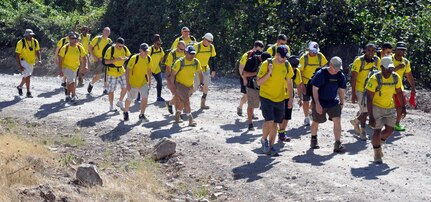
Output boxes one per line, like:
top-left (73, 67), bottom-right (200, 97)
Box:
top-left (237, 107), bottom-right (243, 116)
top-left (65, 96), bottom-right (71, 102)
top-left (310, 136), bottom-right (320, 149)
top-left (394, 123), bottom-right (406, 131)
top-left (166, 101), bottom-right (173, 114)
top-left (267, 147), bottom-right (280, 156)
top-left (103, 89), bottom-right (108, 95)
top-left (26, 92), bottom-right (33, 98)
top-left (70, 96), bottom-right (78, 104)
top-left (350, 118), bottom-right (361, 134)
top-left (139, 114), bottom-right (149, 122)
top-left (157, 97), bottom-right (165, 102)
top-left (109, 105), bottom-right (116, 112)
top-left (278, 133), bottom-right (291, 142)
top-left (260, 138), bottom-right (269, 154)
top-left (17, 86), bottom-right (23, 96)
top-left (333, 141), bottom-right (345, 153)
top-left (123, 112), bottom-right (129, 121)
top-left (248, 123), bottom-right (255, 131)
top-left (116, 101), bottom-right (125, 110)
top-left (188, 117), bottom-right (197, 127)
top-left (252, 114), bottom-right (258, 120)
top-left (61, 82), bottom-right (66, 87)
top-left (304, 117), bottom-right (310, 126)
top-left (87, 83), bottom-right (93, 93)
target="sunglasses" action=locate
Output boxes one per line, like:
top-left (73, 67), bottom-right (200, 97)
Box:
top-left (179, 48), bottom-right (185, 51)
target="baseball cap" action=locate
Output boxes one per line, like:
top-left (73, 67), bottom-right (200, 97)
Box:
top-left (140, 43), bottom-right (149, 51)
top-left (203, 33), bottom-right (214, 42)
top-left (330, 56), bottom-right (343, 70)
top-left (381, 56), bottom-right (395, 70)
top-left (277, 45), bottom-right (289, 58)
top-left (382, 42), bottom-right (393, 49)
top-left (396, 41), bottom-right (407, 50)
top-left (308, 41), bottom-right (320, 53)
top-left (185, 45), bottom-right (196, 54)
top-left (116, 37), bottom-right (125, 44)
top-left (277, 34), bottom-right (287, 41)
top-left (68, 31), bottom-right (78, 39)
top-left (24, 29), bottom-right (35, 37)
top-left (181, 26), bottom-right (190, 32)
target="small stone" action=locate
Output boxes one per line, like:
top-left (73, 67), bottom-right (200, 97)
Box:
top-left (211, 192), bottom-right (223, 199)
top-left (192, 142), bottom-right (198, 146)
top-left (426, 153), bottom-right (430, 157)
top-left (292, 176), bottom-right (297, 180)
top-left (76, 164), bottom-right (103, 186)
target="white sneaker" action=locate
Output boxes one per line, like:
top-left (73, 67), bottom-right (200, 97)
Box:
top-left (304, 117), bottom-right (310, 126)
top-left (116, 101), bottom-right (124, 110)
top-left (109, 105), bottom-right (116, 112)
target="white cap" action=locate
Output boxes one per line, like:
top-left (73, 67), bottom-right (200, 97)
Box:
top-left (308, 41), bottom-right (320, 53)
top-left (381, 56), bottom-right (395, 70)
top-left (203, 33), bottom-right (213, 42)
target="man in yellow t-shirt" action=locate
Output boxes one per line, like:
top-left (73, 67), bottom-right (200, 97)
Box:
top-left (103, 37), bottom-right (131, 111)
top-left (366, 56), bottom-right (406, 164)
top-left (88, 27), bottom-right (112, 94)
top-left (76, 26), bottom-right (91, 86)
top-left (123, 43), bottom-right (153, 122)
top-left (164, 41), bottom-right (186, 114)
top-left (299, 41), bottom-right (328, 126)
top-left (237, 41), bottom-right (264, 116)
top-left (15, 29), bottom-right (42, 98)
top-left (193, 33), bottom-right (217, 109)
top-left (350, 43), bottom-right (381, 140)
top-left (256, 45), bottom-right (294, 156)
top-left (148, 34), bottom-right (165, 102)
top-left (58, 32), bottom-right (87, 104)
top-left (170, 26), bottom-right (197, 50)
top-left (392, 41), bottom-right (416, 132)
top-left (266, 34), bottom-right (291, 57)
top-left (170, 46), bottom-right (203, 127)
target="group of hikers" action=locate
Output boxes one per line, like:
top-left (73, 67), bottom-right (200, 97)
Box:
top-left (15, 26), bottom-right (415, 163)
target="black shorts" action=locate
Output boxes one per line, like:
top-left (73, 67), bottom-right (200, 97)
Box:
top-left (239, 77), bottom-right (246, 94)
top-left (284, 99), bottom-right (293, 120)
top-left (260, 96), bottom-right (284, 123)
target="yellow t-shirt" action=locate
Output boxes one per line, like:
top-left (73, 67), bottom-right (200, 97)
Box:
top-left (56, 37), bottom-right (69, 48)
top-left (170, 36), bottom-right (197, 50)
top-left (194, 41), bottom-right (216, 72)
top-left (127, 54), bottom-right (153, 88)
top-left (266, 44), bottom-right (291, 57)
top-left (299, 52), bottom-right (328, 84)
top-left (58, 44), bottom-right (87, 71)
top-left (172, 57), bottom-right (202, 87)
top-left (283, 67), bottom-right (301, 100)
top-left (258, 59), bottom-right (294, 102)
top-left (351, 56), bottom-right (381, 92)
top-left (164, 49), bottom-right (185, 67)
top-left (365, 72), bottom-right (402, 109)
top-left (104, 45), bottom-right (131, 77)
top-left (15, 38), bottom-right (40, 65)
top-left (90, 36), bottom-right (112, 59)
top-left (239, 51), bottom-right (252, 66)
top-left (392, 55), bottom-right (411, 91)
top-left (148, 46), bottom-right (165, 74)
top-left (80, 33), bottom-right (91, 53)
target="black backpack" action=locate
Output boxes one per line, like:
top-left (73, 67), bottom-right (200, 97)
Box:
top-left (305, 68), bottom-right (343, 98)
top-left (102, 45), bottom-right (127, 67)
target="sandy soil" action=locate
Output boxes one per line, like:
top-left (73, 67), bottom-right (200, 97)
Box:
top-left (1, 73), bottom-right (431, 201)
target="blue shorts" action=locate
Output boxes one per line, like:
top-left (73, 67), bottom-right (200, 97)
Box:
top-left (260, 97), bottom-right (284, 123)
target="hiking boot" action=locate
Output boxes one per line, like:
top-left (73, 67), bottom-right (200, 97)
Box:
top-left (116, 101), bottom-right (124, 110)
top-left (157, 97), bottom-right (165, 102)
top-left (304, 117), bottom-right (310, 126)
top-left (87, 83), bottom-right (93, 93)
top-left (17, 86), bottom-right (23, 96)
top-left (267, 147), bottom-right (280, 156)
top-left (123, 112), bottom-right (129, 121)
top-left (278, 133), bottom-right (291, 142)
top-left (394, 123), bottom-right (406, 131)
top-left (260, 138), bottom-right (270, 154)
top-left (200, 98), bottom-right (210, 110)
top-left (175, 112), bottom-right (183, 123)
top-left (70, 96), bottom-right (78, 104)
top-left (350, 118), bottom-right (361, 134)
top-left (26, 92), bottom-right (33, 98)
top-left (333, 141), bottom-right (346, 153)
top-left (103, 89), bottom-right (108, 95)
top-left (188, 117), bottom-right (197, 127)
top-left (65, 96), bottom-right (71, 102)
top-left (237, 107), bottom-right (243, 116)
top-left (310, 136), bottom-right (320, 149)
top-left (359, 128), bottom-right (367, 141)
top-left (373, 147), bottom-right (383, 164)
top-left (166, 101), bottom-right (173, 114)
top-left (61, 82), bottom-right (66, 87)
top-left (252, 114), bottom-right (259, 120)
top-left (248, 123), bottom-right (255, 131)
top-left (139, 114), bottom-right (149, 122)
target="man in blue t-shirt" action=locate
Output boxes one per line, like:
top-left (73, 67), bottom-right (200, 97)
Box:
top-left (310, 56), bottom-right (347, 153)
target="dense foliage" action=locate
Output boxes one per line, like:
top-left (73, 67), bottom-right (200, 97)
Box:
top-left (1, 0), bottom-right (430, 87)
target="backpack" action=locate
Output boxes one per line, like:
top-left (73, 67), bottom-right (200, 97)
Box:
top-left (196, 43), bottom-right (213, 55)
top-left (305, 68), bottom-right (343, 98)
top-left (63, 44), bottom-right (83, 56)
top-left (176, 57), bottom-right (199, 78)
top-left (304, 52), bottom-right (323, 70)
top-left (179, 35), bottom-right (197, 45)
top-left (374, 72), bottom-right (399, 96)
top-left (150, 46), bottom-right (164, 57)
top-left (267, 58), bottom-right (290, 74)
top-left (124, 54), bottom-right (152, 74)
top-left (102, 44), bottom-right (127, 67)
top-left (21, 38), bottom-right (38, 50)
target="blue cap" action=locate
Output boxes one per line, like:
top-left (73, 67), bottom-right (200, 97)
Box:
top-left (185, 45), bottom-right (196, 54)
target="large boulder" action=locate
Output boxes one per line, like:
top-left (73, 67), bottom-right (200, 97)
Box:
top-left (76, 164), bottom-right (103, 186)
top-left (151, 137), bottom-right (176, 160)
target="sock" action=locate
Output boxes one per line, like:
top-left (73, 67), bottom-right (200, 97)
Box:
top-left (202, 93), bottom-right (207, 99)
top-left (373, 145), bottom-right (381, 149)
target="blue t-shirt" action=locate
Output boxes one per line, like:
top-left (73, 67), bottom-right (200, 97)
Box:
top-left (310, 67), bottom-right (346, 108)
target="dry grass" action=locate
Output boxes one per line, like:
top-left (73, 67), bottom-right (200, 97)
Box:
top-left (0, 133), bottom-right (56, 201)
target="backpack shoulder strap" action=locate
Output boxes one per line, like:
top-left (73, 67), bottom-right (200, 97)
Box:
top-left (359, 55), bottom-right (365, 71)
top-left (64, 44), bottom-right (70, 55)
top-left (95, 35), bottom-right (102, 49)
top-left (191, 36), bottom-right (197, 42)
top-left (247, 50), bottom-right (254, 58)
top-left (373, 55), bottom-right (379, 68)
top-left (110, 46), bottom-right (115, 59)
top-left (271, 46), bottom-right (276, 57)
top-left (61, 38), bottom-right (67, 47)
top-left (134, 54), bottom-right (140, 66)
top-left (392, 72), bottom-right (399, 85)
top-left (193, 58), bottom-right (199, 70)
top-left (267, 58), bottom-right (273, 65)
top-left (318, 53), bottom-right (322, 66)
top-left (150, 46), bottom-right (154, 56)
top-left (375, 72), bottom-right (383, 95)
top-left (284, 60), bottom-right (290, 73)
top-left (34, 38), bottom-right (38, 48)
top-left (304, 54), bottom-right (309, 68)
top-left (172, 50), bottom-right (177, 61)
top-left (197, 43), bottom-right (201, 54)
top-left (179, 57), bottom-right (185, 72)
top-left (21, 38), bottom-right (26, 49)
